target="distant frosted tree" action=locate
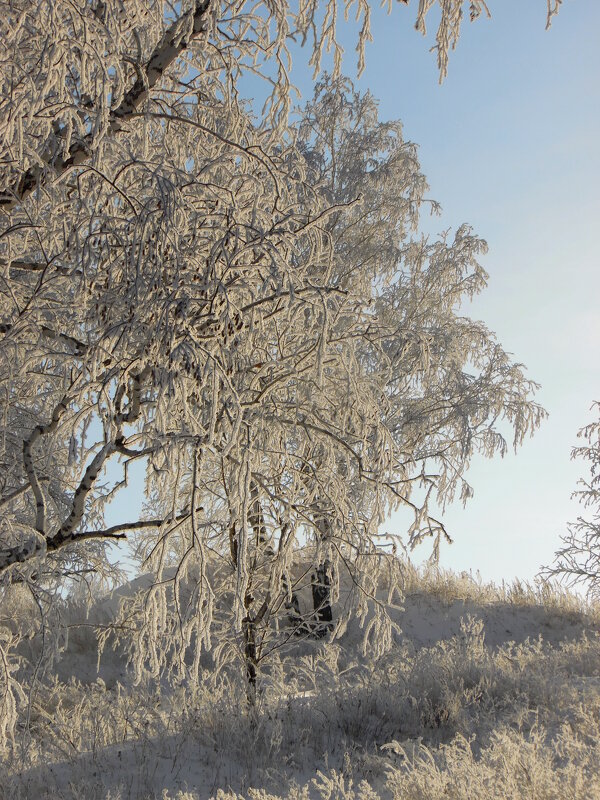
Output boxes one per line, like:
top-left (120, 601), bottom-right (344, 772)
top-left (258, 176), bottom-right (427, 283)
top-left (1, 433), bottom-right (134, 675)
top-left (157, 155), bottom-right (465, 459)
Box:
top-left (544, 403), bottom-right (600, 599)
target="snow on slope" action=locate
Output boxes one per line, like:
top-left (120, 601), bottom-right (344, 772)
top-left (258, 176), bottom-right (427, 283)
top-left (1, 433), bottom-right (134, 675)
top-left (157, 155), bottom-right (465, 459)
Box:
top-left (4, 565), bottom-right (600, 800)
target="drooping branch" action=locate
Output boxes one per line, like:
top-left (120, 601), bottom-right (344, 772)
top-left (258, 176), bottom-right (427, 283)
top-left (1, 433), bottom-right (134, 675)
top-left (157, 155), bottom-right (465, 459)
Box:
top-left (546, 0), bottom-right (563, 29)
top-left (0, 0), bottom-right (211, 211)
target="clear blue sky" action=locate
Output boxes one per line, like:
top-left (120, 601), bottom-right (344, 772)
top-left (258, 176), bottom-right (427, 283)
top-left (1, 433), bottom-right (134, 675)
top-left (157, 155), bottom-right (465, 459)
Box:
top-left (361, 0), bottom-right (600, 584)
top-left (108, 1), bottom-right (599, 587)
top-left (286, 0), bottom-right (600, 584)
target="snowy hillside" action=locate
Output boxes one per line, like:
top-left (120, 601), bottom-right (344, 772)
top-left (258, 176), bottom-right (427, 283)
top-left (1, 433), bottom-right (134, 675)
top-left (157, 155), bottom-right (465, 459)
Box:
top-left (3, 565), bottom-right (600, 800)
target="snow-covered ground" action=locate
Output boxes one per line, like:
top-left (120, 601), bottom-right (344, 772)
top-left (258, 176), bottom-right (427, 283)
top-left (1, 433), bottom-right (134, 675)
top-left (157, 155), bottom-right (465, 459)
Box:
top-left (3, 565), bottom-right (599, 800)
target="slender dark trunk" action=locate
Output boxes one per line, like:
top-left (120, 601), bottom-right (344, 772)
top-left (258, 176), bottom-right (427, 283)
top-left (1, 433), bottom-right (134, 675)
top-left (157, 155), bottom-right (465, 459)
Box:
top-left (230, 516), bottom-right (258, 701)
top-left (243, 612), bottom-right (257, 702)
top-left (311, 559), bottom-right (333, 637)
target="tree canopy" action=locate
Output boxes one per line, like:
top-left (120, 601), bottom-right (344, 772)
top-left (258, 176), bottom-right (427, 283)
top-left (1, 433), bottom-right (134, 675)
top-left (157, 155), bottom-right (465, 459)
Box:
top-left (0, 0), bottom-right (556, 736)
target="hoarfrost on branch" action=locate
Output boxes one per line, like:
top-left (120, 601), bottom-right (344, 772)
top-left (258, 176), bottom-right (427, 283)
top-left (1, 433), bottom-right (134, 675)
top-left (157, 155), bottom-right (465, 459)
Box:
top-left (0, 0), bottom-right (554, 718)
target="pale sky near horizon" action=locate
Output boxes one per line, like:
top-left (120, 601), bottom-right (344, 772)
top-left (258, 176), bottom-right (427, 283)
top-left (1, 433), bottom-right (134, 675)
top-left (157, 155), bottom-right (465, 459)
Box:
top-left (106, 1), bottom-right (600, 588)
top-left (336, 0), bottom-right (600, 585)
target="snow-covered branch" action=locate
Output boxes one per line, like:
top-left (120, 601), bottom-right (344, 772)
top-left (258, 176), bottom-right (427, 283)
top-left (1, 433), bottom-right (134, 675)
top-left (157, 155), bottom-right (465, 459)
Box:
top-left (45, 512), bottom-right (201, 551)
top-left (0, 0), bottom-right (211, 211)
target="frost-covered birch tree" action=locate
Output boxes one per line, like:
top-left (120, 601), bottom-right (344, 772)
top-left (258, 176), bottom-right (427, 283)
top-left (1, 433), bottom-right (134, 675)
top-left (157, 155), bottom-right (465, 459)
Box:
top-left (544, 403), bottom-right (600, 599)
top-left (0, 0), bottom-right (561, 577)
top-left (100, 78), bottom-right (545, 694)
top-left (0, 0), bottom-right (557, 726)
